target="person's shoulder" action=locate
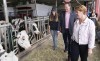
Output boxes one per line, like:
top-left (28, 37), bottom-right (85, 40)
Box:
top-left (71, 11), bottom-right (75, 13)
top-left (60, 11), bottom-right (65, 14)
top-left (87, 17), bottom-right (92, 22)
top-left (58, 11), bottom-right (65, 17)
top-left (71, 11), bottom-right (77, 18)
top-left (70, 11), bottom-right (76, 15)
top-left (87, 18), bottom-right (95, 25)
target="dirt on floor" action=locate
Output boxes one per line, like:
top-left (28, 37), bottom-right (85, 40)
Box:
top-left (20, 34), bottom-right (100, 61)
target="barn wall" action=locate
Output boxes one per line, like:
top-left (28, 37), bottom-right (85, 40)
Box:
top-left (35, 4), bottom-right (52, 16)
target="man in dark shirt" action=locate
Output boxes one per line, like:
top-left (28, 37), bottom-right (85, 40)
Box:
top-left (59, 1), bottom-right (77, 61)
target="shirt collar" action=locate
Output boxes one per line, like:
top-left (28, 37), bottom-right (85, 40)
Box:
top-left (66, 11), bottom-right (70, 14)
top-left (83, 17), bottom-right (88, 23)
top-left (76, 17), bottom-right (88, 25)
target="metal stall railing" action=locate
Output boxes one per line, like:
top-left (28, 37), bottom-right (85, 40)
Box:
top-left (0, 22), bottom-right (18, 53)
top-left (25, 16), bottom-right (50, 45)
top-left (0, 16), bottom-right (50, 58)
top-left (17, 16), bottom-right (50, 59)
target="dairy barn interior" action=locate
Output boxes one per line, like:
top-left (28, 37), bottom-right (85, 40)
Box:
top-left (0, 0), bottom-right (100, 61)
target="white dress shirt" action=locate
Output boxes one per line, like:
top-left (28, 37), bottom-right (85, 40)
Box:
top-left (72, 17), bottom-right (95, 49)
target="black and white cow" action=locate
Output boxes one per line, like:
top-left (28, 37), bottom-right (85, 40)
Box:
top-left (11, 18), bottom-right (40, 52)
top-left (0, 44), bottom-right (18, 61)
top-left (16, 21), bottom-right (31, 51)
top-left (17, 30), bottom-right (31, 50)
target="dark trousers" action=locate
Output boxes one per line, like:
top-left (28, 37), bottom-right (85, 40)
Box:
top-left (71, 41), bottom-right (88, 61)
top-left (62, 29), bottom-right (71, 55)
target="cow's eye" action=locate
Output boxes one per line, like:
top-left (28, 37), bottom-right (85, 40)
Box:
top-left (5, 55), bottom-right (7, 57)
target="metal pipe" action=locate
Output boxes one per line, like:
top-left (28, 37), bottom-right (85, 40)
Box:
top-left (92, 0), bottom-right (94, 9)
top-left (24, 16), bottom-right (28, 33)
top-left (56, 0), bottom-right (57, 11)
top-left (3, 0), bottom-right (9, 23)
top-left (34, 0), bottom-right (37, 16)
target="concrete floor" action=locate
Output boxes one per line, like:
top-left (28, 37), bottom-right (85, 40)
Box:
top-left (20, 34), bottom-right (100, 61)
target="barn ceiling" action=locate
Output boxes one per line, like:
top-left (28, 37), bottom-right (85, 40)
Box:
top-left (0, 0), bottom-right (92, 7)
top-left (0, 0), bottom-right (63, 6)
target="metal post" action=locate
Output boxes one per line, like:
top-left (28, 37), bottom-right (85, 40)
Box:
top-left (3, 0), bottom-right (9, 23)
top-left (32, 0), bottom-right (37, 16)
top-left (94, 0), bottom-right (95, 8)
top-left (24, 16), bottom-right (28, 33)
top-left (92, 0), bottom-right (94, 9)
top-left (35, 0), bottom-right (37, 16)
top-left (55, 0), bottom-right (57, 11)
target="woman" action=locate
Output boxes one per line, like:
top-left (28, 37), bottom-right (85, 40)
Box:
top-left (49, 9), bottom-right (59, 50)
top-left (89, 9), bottom-right (98, 18)
top-left (71, 5), bottom-right (95, 61)
top-left (89, 9), bottom-right (98, 25)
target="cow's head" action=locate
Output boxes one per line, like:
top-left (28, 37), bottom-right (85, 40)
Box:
top-left (16, 30), bottom-right (31, 50)
top-left (19, 21), bottom-right (25, 32)
top-left (32, 23), bottom-right (40, 34)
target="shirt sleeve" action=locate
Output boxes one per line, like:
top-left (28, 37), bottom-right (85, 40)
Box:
top-left (58, 12), bottom-right (63, 32)
top-left (88, 21), bottom-right (95, 49)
